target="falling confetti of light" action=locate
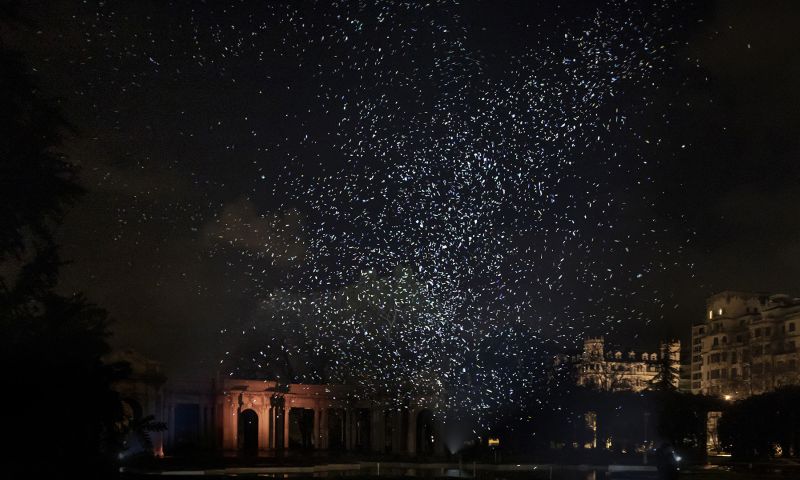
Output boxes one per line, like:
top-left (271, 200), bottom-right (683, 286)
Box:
top-left (198, 0), bottom-right (694, 424)
top-left (70, 0), bottom-right (692, 423)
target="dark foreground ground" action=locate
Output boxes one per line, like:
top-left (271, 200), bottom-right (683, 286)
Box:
top-left (119, 458), bottom-right (800, 480)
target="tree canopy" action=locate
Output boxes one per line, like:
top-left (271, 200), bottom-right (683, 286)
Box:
top-left (1, 12), bottom-right (125, 478)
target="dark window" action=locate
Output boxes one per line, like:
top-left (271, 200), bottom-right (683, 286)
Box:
top-left (736, 335), bottom-right (743, 343)
top-left (790, 323), bottom-right (796, 332)
top-left (713, 337), bottom-right (719, 346)
top-left (765, 327), bottom-right (771, 336)
top-left (710, 369), bottom-right (721, 379)
top-left (755, 328), bottom-right (761, 337)
top-left (731, 352), bottom-right (737, 363)
top-left (731, 367), bottom-right (737, 378)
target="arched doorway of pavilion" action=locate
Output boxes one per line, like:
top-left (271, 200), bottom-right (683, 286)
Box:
top-left (354, 408), bottom-right (371, 451)
top-left (416, 409), bottom-right (435, 455)
top-left (327, 408), bottom-right (346, 450)
top-left (289, 407), bottom-right (315, 449)
top-left (238, 409), bottom-right (259, 454)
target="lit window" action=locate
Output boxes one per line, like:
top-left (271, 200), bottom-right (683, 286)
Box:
top-left (709, 310), bottom-right (713, 319)
top-left (718, 308), bottom-right (723, 315)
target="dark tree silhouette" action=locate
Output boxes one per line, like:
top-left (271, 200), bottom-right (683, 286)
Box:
top-left (122, 414), bottom-right (168, 457)
top-left (654, 390), bottom-right (721, 462)
top-left (648, 346), bottom-right (679, 392)
top-left (1, 10), bottom-right (126, 478)
top-left (0, 53), bottom-right (82, 262)
top-left (718, 386), bottom-right (800, 460)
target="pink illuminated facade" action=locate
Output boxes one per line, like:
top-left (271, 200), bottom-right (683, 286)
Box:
top-left (110, 357), bottom-right (443, 456)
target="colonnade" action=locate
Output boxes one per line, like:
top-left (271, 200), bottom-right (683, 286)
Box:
top-left (219, 379), bottom-right (442, 454)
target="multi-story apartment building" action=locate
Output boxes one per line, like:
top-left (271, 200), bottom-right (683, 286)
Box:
top-left (561, 337), bottom-right (681, 392)
top-left (691, 291), bottom-right (800, 398)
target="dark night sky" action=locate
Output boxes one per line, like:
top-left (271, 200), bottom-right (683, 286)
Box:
top-left (4, 0), bottom-right (800, 380)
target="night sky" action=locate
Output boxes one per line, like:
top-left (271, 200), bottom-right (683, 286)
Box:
top-left (4, 0), bottom-right (800, 385)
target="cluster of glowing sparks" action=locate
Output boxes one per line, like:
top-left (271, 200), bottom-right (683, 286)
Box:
top-left (191, 0), bottom-right (693, 419)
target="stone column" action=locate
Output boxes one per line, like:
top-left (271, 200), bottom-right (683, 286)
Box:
top-left (236, 404), bottom-right (243, 450)
top-left (260, 401), bottom-right (270, 451)
top-left (350, 408), bottom-right (357, 451)
top-left (393, 410), bottom-right (404, 454)
top-left (214, 400), bottom-right (223, 450)
top-left (267, 406), bottom-right (274, 449)
top-left (406, 408), bottom-right (417, 455)
top-left (320, 408), bottom-right (329, 450)
top-left (198, 404), bottom-right (205, 445)
top-left (313, 406), bottom-right (321, 449)
top-left (222, 397), bottom-right (238, 451)
top-left (371, 408), bottom-right (384, 452)
top-left (271, 406), bottom-right (277, 449)
top-left (167, 402), bottom-right (175, 451)
top-left (344, 409), bottom-right (352, 450)
top-left (283, 407), bottom-right (291, 450)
